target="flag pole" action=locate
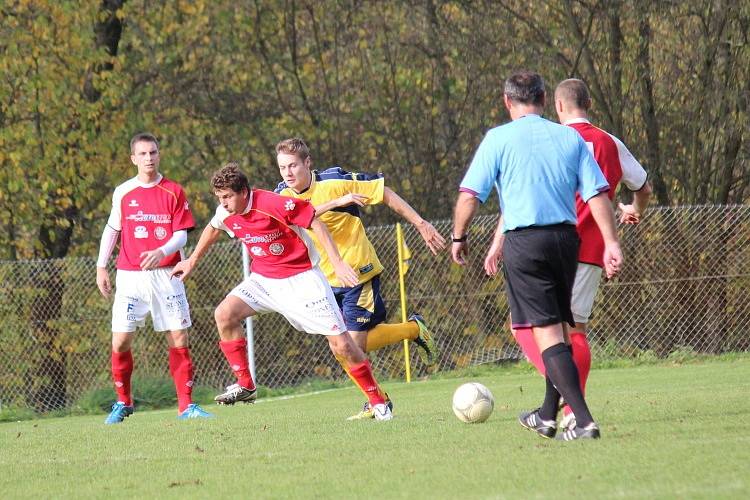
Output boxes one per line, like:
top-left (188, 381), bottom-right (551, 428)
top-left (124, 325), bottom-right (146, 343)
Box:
top-left (396, 223), bottom-right (412, 383)
top-left (241, 244), bottom-right (256, 384)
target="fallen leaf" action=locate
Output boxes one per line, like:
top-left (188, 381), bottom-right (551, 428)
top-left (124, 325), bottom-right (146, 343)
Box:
top-left (168, 479), bottom-right (202, 488)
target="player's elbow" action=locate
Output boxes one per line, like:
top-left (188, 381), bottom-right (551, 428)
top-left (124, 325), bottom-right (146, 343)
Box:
top-left (637, 180), bottom-right (653, 196)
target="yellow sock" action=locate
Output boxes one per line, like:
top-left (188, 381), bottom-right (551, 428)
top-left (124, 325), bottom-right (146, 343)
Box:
top-left (365, 322), bottom-right (419, 352)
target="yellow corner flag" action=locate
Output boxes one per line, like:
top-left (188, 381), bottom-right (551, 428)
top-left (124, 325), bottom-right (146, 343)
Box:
top-left (396, 223), bottom-right (412, 382)
top-left (401, 241), bottom-right (412, 274)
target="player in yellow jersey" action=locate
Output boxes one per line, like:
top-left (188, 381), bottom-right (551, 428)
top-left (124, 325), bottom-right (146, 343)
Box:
top-left (274, 138), bottom-right (447, 419)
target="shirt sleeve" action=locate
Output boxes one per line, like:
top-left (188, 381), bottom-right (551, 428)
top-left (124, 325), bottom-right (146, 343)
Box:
top-left (349, 173), bottom-right (385, 205)
top-left (279, 195), bottom-right (316, 228)
top-left (460, 130), bottom-right (502, 203)
top-left (171, 186), bottom-right (195, 231)
top-left (576, 135), bottom-right (610, 202)
top-left (209, 206), bottom-right (233, 236)
top-left (611, 135), bottom-right (648, 191)
top-left (317, 171), bottom-right (385, 205)
top-left (157, 229), bottom-right (187, 256)
top-left (106, 188), bottom-right (123, 231)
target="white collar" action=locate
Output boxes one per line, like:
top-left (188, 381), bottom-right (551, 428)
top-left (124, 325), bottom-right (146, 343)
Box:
top-left (563, 117), bottom-right (590, 126)
top-left (241, 189), bottom-right (253, 215)
top-left (136, 173), bottom-right (163, 188)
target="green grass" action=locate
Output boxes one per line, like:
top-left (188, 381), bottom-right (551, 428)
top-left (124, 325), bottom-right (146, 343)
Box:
top-left (2, 357), bottom-right (750, 499)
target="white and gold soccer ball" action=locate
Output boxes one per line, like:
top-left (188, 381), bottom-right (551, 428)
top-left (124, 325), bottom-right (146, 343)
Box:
top-left (452, 382), bottom-right (494, 423)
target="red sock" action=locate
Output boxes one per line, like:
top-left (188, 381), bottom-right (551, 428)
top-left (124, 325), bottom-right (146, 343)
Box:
top-left (169, 347), bottom-right (194, 413)
top-left (111, 350), bottom-right (133, 406)
top-left (219, 339), bottom-right (255, 390)
top-left (562, 331), bottom-right (592, 416)
top-left (514, 328), bottom-right (546, 376)
top-left (348, 359), bottom-right (385, 406)
top-left (569, 331), bottom-right (591, 395)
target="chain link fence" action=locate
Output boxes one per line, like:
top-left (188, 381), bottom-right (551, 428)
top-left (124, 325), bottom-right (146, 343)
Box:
top-left (1, 205), bottom-right (749, 413)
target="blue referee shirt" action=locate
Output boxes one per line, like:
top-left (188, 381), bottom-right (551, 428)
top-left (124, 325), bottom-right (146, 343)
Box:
top-left (460, 114), bottom-right (609, 232)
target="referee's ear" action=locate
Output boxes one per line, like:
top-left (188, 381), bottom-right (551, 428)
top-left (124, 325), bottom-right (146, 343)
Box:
top-left (503, 94), bottom-right (512, 112)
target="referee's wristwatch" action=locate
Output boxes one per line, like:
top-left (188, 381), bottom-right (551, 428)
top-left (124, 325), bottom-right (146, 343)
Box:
top-left (451, 234), bottom-right (467, 243)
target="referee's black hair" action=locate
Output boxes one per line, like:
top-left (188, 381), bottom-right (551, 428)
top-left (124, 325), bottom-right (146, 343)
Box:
top-left (504, 71), bottom-right (545, 106)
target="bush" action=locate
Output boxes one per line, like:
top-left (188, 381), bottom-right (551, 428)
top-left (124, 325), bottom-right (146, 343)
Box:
top-left (0, 404), bottom-right (37, 423)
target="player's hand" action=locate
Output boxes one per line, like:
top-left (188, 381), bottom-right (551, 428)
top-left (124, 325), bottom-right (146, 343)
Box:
top-left (618, 203), bottom-right (642, 225)
top-left (334, 193), bottom-right (369, 209)
top-left (603, 242), bottom-right (623, 279)
top-left (451, 241), bottom-right (469, 266)
top-left (332, 260), bottom-right (359, 288)
top-left (139, 249), bottom-right (165, 270)
top-left (483, 236), bottom-right (505, 276)
top-left (415, 220), bottom-right (447, 255)
top-left (96, 267), bottom-right (113, 298)
top-left (170, 259), bottom-right (195, 281)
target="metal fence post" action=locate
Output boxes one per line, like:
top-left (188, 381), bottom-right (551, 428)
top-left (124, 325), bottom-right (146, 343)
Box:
top-left (241, 244), bottom-right (257, 384)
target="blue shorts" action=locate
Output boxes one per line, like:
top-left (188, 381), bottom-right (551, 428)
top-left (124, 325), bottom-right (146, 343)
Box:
top-left (331, 275), bottom-right (387, 332)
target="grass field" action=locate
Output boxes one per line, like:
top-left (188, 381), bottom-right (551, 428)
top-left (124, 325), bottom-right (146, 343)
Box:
top-left (2, 356), bottom-right (750, 499)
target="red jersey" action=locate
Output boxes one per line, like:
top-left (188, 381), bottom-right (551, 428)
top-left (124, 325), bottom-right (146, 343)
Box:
top-left (210, 189), bottom-right (319, 279)
top-left (567, 119), bottom-right (648, 267)
top-left (107, 175), bottom-right (195, 271)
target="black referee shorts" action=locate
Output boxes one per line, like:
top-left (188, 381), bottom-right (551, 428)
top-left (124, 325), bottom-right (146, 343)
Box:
top-left (502, 224), bottom-right (579, 329)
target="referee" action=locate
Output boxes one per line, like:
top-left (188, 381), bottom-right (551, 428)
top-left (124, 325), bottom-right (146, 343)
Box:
top-left (451, 70), bottom-right (622, 441)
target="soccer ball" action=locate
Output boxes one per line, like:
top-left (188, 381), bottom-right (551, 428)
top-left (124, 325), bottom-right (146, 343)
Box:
top-left (452, 382), bottom-right (494, 423)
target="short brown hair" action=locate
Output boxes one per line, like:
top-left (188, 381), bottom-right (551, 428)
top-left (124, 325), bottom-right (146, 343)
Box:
top-left (275, 137), bottom-right (310, 161)
top-left (504, 71), bottom-right (545, 105)
top-left (211, 162), bottom-right (250, 194)
top-left (555, 79), bottom-right (591, 110)
top-left (130, 132), bottom-right (159, 153)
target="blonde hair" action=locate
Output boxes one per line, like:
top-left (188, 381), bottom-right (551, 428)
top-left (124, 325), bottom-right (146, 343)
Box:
top-left (275, 137), bottom-right (310, 161)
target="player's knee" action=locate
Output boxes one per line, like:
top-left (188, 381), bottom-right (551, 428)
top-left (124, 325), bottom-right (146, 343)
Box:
top-left (214, 304), bottom-right (236, 329)
top-left (168, 329), bottom-right (189, 348)
top-left (112, 334), bottom-right (132, 352)
top-left (330, 336), bottom-right (363, 363)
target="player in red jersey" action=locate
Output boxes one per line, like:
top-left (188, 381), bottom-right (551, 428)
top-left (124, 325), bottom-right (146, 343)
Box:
top-left (171, 162), bottom-right (393, 420)
top-left (96, 132), bottom-right (212, 424)
top-left (484, 79), bottom-right (652, 433)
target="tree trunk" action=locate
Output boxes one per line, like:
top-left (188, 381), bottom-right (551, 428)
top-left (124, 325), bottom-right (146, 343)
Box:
top-left (28, 0), bottom-right (126, 412)
top-left (635, 4), bottom-right (669, 205)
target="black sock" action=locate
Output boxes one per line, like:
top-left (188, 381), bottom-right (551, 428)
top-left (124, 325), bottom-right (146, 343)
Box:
top-left (538, 377), bottom-right (561, 422)
top-left (542, 343), bottom-right (594, 427)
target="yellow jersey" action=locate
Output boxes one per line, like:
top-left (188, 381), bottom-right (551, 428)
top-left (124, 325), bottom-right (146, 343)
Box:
top-left (276, 167), bottom-right (385, 287)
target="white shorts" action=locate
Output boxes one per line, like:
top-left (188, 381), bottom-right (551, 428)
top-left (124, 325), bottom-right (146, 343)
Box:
top-left (570, 263), bottom-right (603, 324)
top-left (112, 268), bottom-right (192, 333)
top-left (229, 267), bottom-right (346, 336)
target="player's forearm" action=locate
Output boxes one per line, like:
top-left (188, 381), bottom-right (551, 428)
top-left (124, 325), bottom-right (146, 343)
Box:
top-left (97, 225), bottom-right (120, 268)
top-left (632, 181), bottom-right (653, 215)
top-left (452, 192), bottom-right (479, 238)
top-left (186, 224), bottom-right (221, 265)
top-left (383, 187), bottom-right (425, 227)
top-left (313, 200), bottom-right (338, 216)
top-left (310, 218), bottom-right (344, 263)
top-left (491, 215), bottom-right (505, 246)
top-left (588, 193), bottom-right (620, 244)
top-left (157, 230), bottom-right (187, 257)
